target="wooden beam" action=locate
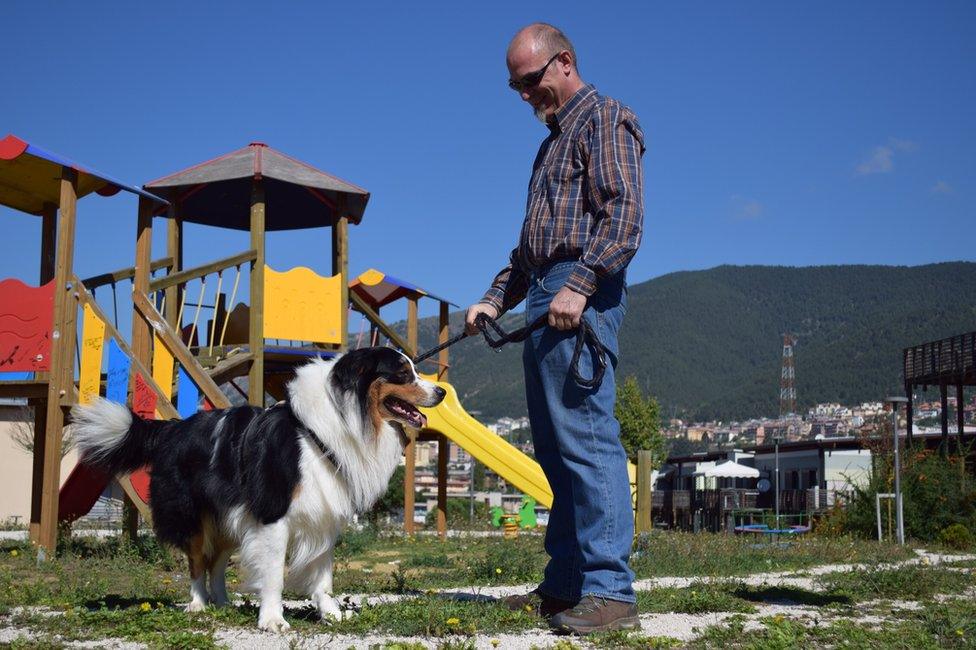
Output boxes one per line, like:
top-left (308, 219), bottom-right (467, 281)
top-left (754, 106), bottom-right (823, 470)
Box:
top-left (0, 380), bottom-right (48, 399)
top-left (132, 290), bottom-right (231, 410)
top-left (349, 292), bottom-right (414, 357)
top-left (248, 181), bottom-right (266, 407)
top-left (332, 215), bottom-right (349, 351)
top-left (148, 249), bottom-right (257, 293)
top-left (438, 302), bottom-right (450, 382)
top-left (81, 257), bottom-right (174, 291)
top-left (207, 352), bottom-right (254, 386)
top-left (33, 167), bottom-right (78, 557)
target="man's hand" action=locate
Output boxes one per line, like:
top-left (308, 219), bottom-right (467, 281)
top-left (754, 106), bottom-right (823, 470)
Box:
top-left (465, 303), bottom-right (499, 336)
top-left (548, 286), bottom-right (587, 330)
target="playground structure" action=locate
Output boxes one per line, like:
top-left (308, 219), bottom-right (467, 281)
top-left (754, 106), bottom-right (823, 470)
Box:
top-left (1, 135), bottom-right (565, 554)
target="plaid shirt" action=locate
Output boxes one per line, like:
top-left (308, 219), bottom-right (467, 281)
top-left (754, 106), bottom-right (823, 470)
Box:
top-left (481, 84), bottom-right (645, 312)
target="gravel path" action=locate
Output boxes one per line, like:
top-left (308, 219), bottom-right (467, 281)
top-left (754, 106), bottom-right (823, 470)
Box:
top-left (3, 549), bottom-right (974, 649)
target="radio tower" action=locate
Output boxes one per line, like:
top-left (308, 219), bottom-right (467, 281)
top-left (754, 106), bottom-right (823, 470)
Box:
top-left (779, 333), bottom-right (797, 417)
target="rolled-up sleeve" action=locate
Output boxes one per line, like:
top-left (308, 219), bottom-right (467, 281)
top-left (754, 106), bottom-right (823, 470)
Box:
top-left (480, 247), bottom-right (530, 313)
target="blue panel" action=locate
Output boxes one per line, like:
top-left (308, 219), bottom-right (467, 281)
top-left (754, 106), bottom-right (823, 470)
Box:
top-left (177, 367), bottom-right (199, 419)
top-left (106, 339), bottom-right (130, 404)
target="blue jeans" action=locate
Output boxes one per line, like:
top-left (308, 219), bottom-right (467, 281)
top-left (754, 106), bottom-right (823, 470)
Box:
top-left (523, 260), bottom-right (635, 604)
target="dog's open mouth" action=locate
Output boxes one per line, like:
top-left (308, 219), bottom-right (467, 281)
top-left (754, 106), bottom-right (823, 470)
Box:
top-left (383, 396), bottom-right (427, 429)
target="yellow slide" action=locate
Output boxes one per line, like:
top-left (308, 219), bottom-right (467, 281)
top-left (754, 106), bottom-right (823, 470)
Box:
top-left (421, 381), bottom-right (554, 509)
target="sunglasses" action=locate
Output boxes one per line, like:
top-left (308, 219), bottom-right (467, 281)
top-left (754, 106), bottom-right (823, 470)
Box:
top-left (508, 52), bottom-right (561, 93)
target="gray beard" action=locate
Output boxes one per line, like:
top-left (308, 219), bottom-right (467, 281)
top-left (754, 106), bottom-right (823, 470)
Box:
top-left (534, 107), bottom-right (547, 123)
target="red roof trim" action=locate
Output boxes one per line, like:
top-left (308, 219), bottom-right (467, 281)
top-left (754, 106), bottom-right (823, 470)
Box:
top-left (304, 185), bottom-right (337, 211)
top-left (0, 134), bottom-right (29, 161)
top-left (253, 142), bottom-right (263, 180)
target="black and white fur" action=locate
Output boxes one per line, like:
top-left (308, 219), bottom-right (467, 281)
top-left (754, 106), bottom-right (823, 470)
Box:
top-left (71, 348), bottom-right (445, 631)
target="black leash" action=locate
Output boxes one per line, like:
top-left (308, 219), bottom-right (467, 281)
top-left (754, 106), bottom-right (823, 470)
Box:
top-left (413, 313), bottom-right (608, 389)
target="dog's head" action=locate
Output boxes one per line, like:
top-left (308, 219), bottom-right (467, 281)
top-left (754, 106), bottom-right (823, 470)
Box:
top-left (330, 347), bottom-right (446, 436)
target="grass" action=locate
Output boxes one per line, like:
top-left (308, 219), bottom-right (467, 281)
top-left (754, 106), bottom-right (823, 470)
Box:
top-left (630, 530), bottom-right (915, 578)
top-left (1, 528), bottom-right (973, 647)
top-left (817, 564), bottom-right (975, 601)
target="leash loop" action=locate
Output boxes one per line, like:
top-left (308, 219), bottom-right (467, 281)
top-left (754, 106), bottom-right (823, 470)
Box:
top-left (413, 312), bottom-right (608, 389)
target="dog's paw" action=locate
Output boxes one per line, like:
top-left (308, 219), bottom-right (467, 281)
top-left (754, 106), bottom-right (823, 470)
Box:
top-left (185, 600), bottom-right (207, 613)
top-left (258, 613), bottom-right (290, 632)
top-left (209, 594), bottom-right (231, 608)
top-left (316, 595), bottom-right (343, 622)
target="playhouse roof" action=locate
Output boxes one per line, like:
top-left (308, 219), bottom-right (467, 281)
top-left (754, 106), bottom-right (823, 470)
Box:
top-left (144, 142), bottom-right (369, 231)
top-left (350, 268), bottom-right (456, 310)
top-left (0, 134), bottom-right (168, 215)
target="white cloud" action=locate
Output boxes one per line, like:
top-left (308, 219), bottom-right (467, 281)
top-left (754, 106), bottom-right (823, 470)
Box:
top-left (931, 180), bottom-right (953, 194)
top-left (855, 138), bottom-right (918, 176)
top-left (731, 195), bottom-right (764, 220)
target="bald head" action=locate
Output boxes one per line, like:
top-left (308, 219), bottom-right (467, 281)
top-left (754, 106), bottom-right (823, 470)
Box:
top-left (508, 23), bottom-right (579, 73)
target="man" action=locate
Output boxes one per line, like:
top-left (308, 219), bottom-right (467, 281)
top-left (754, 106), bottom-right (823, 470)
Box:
top-left (464, 23), bottom-right (645, 634)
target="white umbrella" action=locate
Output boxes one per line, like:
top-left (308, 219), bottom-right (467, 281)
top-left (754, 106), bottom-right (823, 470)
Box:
top-left (693, 460), bottom-right (759, 479)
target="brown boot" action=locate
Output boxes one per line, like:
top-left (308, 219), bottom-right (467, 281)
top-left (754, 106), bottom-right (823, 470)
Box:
top-left (500, 588), bottom-right (574, 618)
top-left (549, 594), bottom-right (639, 635)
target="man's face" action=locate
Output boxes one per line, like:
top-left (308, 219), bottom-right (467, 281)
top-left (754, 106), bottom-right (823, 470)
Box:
top-left (507, 43), bottom-right (567, 123)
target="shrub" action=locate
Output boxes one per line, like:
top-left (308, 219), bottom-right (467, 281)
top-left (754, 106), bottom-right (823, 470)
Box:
top-left (937, 523), bottom-right (974, 550)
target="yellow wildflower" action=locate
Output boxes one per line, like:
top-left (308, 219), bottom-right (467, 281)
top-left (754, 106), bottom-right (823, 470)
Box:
top-left (446, 617), bottom-right (460, 626)
top-left (491, 640), bottom-right (500, 647)
top-left (9, 550), bottom-right (18, 557)
top-left (958, 629), bottom-right (965, 637)
top-left (140, 602), bottom-right (152, 612)
top-left (162, 578), bottom-right (172, 585)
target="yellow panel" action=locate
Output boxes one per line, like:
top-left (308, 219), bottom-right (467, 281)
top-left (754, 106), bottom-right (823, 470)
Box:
top-left (152, 333), bottom-right (175, 418)
top-left (264, 265), bottom-right (343, 344)
top-left (78, 304), bottom-right (106, 405)
top-left (358, 268), bottom-right (385, 286)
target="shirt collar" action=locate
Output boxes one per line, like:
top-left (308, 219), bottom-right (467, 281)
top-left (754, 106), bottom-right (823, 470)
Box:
top-left (548, 84), bottom-right (598, 133)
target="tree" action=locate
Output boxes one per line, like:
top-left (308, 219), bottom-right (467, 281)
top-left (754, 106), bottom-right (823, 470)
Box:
top-left (615, 376), bottom-right (665, 466)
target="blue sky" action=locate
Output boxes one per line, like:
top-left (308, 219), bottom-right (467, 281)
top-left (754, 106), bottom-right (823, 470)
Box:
top-left (2, 2), bottom-right (973, 324)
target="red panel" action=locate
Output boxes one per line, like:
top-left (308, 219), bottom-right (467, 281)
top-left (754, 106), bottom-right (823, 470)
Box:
top-left (58, 463), bottom-right (110, 522)
top-left (0, 134), bottom-right (29, 160)
top-left (0, 279), bottom-right (55, 372)
top-left (133, 372), bottom-right (157, 420)
top-left (129, 467), bottom-right (152, 503)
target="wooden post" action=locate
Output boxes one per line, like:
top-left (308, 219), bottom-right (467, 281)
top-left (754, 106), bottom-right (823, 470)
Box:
top-left (165, 205), bottom-right (182, 331)
top-left (28, 203), bottom-right (59, 545)
top-left (124, 195), bottom-right (156, 540)
top-left (248, 181), bottom-right (266, 407)
top-left (940, 383), bottom-right (949, 453)
top-left (331, 214), bottom-right (349, 352)
top-left (436, 301), bottom-right (450, 539)
top-left (31, 169), bottom-right (78, 557)
top-left (403, 296), bottom-right (419, 536)
top-left (636, 450), bottom-right (652, 534)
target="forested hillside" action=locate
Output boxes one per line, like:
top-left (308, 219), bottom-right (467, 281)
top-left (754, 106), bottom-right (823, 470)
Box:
top-left (402, 263), bottom-right (976, 421)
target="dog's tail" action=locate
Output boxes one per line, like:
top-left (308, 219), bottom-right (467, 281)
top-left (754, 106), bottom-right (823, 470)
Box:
top-left (71, 398), bottom-right (166, 474)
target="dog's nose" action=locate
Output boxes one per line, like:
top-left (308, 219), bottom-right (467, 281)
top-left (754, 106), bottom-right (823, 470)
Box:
top-left (434, 386), bottom-right (446, 400)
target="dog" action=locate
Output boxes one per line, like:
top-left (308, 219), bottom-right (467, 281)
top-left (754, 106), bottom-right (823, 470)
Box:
top-left (71, 347), bottom-right (445, 631)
